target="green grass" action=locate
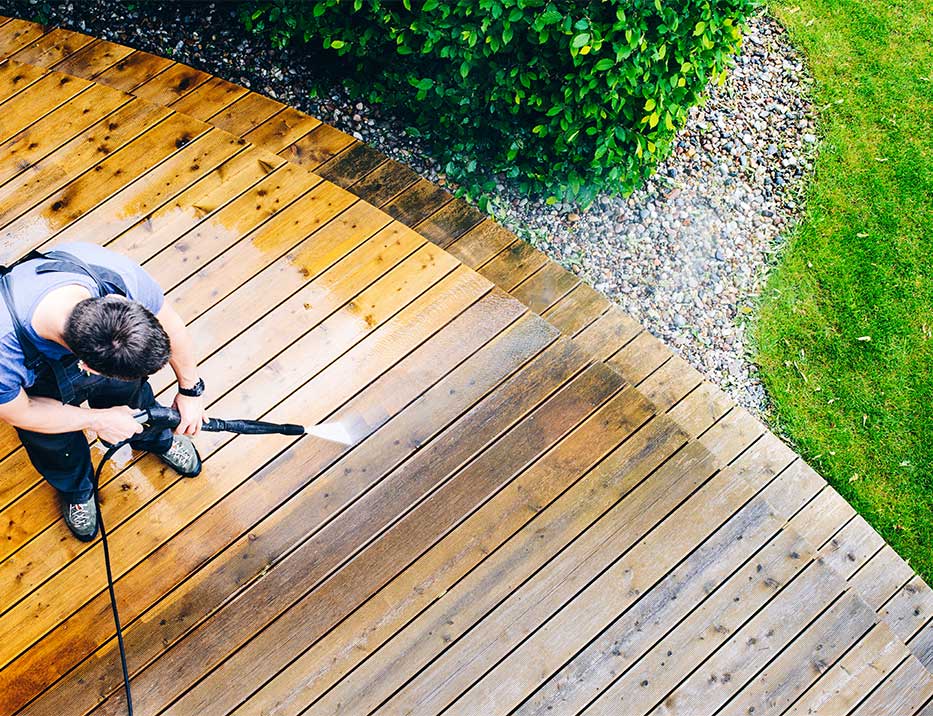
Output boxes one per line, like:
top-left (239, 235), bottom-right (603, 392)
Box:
top-left (757, 0), bottom-right (933, 579)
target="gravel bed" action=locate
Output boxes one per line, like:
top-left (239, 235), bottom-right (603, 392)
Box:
top-left (3, 2), bottom-right (817, 415)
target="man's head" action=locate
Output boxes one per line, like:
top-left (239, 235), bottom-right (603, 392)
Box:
top-left (64, 295), bottom-right (171, 380)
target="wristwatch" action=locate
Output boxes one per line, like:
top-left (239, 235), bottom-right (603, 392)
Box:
top-left (178, 377), bottom-right (205, 397)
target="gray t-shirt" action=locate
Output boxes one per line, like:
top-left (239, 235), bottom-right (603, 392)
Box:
top-left (0, 242), bottom-right (164, 404)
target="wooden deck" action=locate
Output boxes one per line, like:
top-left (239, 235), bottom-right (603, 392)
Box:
top-left (1, 16), bottom-right (932, 716)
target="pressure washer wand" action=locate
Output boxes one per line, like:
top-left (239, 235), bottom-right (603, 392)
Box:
top-left (133, 405), bottom-right (306, 436)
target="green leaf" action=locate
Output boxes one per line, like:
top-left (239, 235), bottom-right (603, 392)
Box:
top-left (330, 39), bottom-right (345, 49)
top-left (693, 21), bottom-right (706, 36)
top-left (644, 98), bottom-right (656, 111)
top-left (423, 0), bottom-right (438, 10)
top-left (460, 60), bottom-right (470, 79)
top-left (539, 4), bottom-right (562, 25)
top-left (594, 58), bottom-right (614, 71)
top-left (572, 33), bottom-right (590, 49)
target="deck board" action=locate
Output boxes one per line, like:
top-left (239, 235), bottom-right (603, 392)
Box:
top-left (1, 19), bottom-right (931, 716)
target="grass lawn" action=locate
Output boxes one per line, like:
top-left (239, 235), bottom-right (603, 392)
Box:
top-left (758, 0), bottom-right (933, 579)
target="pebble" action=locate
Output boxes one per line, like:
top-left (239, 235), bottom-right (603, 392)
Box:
top-left (6, 3), bottom-right (817, 417)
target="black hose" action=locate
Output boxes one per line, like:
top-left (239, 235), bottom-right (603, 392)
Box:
top-left (94, 438), bottom-right (134, 715)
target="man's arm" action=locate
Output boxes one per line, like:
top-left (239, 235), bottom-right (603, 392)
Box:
top-left (0, 390), bottom-right (143, 443)
top-left (156, 303), bottom-right (205, 436)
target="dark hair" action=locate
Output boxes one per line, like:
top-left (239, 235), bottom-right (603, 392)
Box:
top-left (64, 296), bottom-right (171, 380)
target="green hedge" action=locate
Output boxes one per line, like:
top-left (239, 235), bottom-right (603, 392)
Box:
top-left (243, 0), bottom-right (755, 204)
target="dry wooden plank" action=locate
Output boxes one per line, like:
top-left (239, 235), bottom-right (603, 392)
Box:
top-left (445, 218), bottom-right (515, 268)
top-left (0, 261), bottom-right (487, 676)
top-left (763, 458), bottom-right (826, 522)
top-left (280, 122), bottom-right (356, 170)
top-left (0, 112), bottom-right (210, 252)
top-left (589, 559), bottom-right (846, 716)
top-left (50, 38), bottom-right (133, 77)
top-left (436, 433), bottom-right (797, 716)
top-left (849, 544), bottom-right (917, 611)
top-left (243, 106), bottom-right (321, 154)
top-left (314, 140), bottom-right (387, 189)
top-left (8, 26), bottom-right (94, 66)
top-left (91, 50), bottom-right (173, 92)
top-left (719, 591), bottom-right (876, 716)
top-left (11, 291), bottom-right (534, 716)
top-left (131, 62), bottom-right (211, 106)
top-left (511, 259), bottom-right (581, 314)
top-left (348, 158), bottom-right (421, 207)
top-left (0, 18), bottom-right (48, 57)
top-left (541, 282), bottom-right (611, 336)
top-left (848, 656), bottom-right (933, 715)
top-left (442, 464), bottom-right (777, 714)
top-left (105, 145), bottom-right (283, 261)
top-left (786, 623), bottom-right (913, 716)
top-left (383, 177), bottom-right (454, 226)
top-left (374, 438), bottom-right (730, 716)
top-left (788, 485), bottom-right (857, 550)
top-left (819, 513), bottom-right (886, 581)
top-left (910, 623), bottom-right (933, 671)
top-left (663, 381), bottom-right (730, 439)
top-left (575, 531), bottom-right (811, 716)
top-left (882, 577), bottom-right (933, 646)
top-left (0, 70), bottom-right (91, 142)
top-left (519, 448), bottom-right (820, 716)
top-left (186, 363), bottom-right (628, 715)
top-left (480, 240), bottom-right (550, 290)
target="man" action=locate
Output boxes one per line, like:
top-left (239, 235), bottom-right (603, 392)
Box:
top-left (0, 242), bottom-right (205, 542)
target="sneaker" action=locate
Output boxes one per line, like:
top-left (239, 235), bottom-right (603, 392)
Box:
top-left (157, 435), bottom-right (202, 477)
top-left (61, 495), bottom-right (98, 542)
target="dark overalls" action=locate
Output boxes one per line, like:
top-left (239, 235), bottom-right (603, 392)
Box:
top-left (0, 251), bottom-right (172, 504)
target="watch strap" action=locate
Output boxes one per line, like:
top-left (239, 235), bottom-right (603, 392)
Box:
top-left (178, 377), bottom-right (205, 397)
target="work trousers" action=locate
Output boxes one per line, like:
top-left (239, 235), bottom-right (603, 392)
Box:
top-left (16, 358), bottom-right (172, 503)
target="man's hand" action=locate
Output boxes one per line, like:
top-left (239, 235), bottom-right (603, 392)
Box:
top-left (172, 393), bottom-right (205, 436)
top-left (89, 406), bottom-right (144, 444)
